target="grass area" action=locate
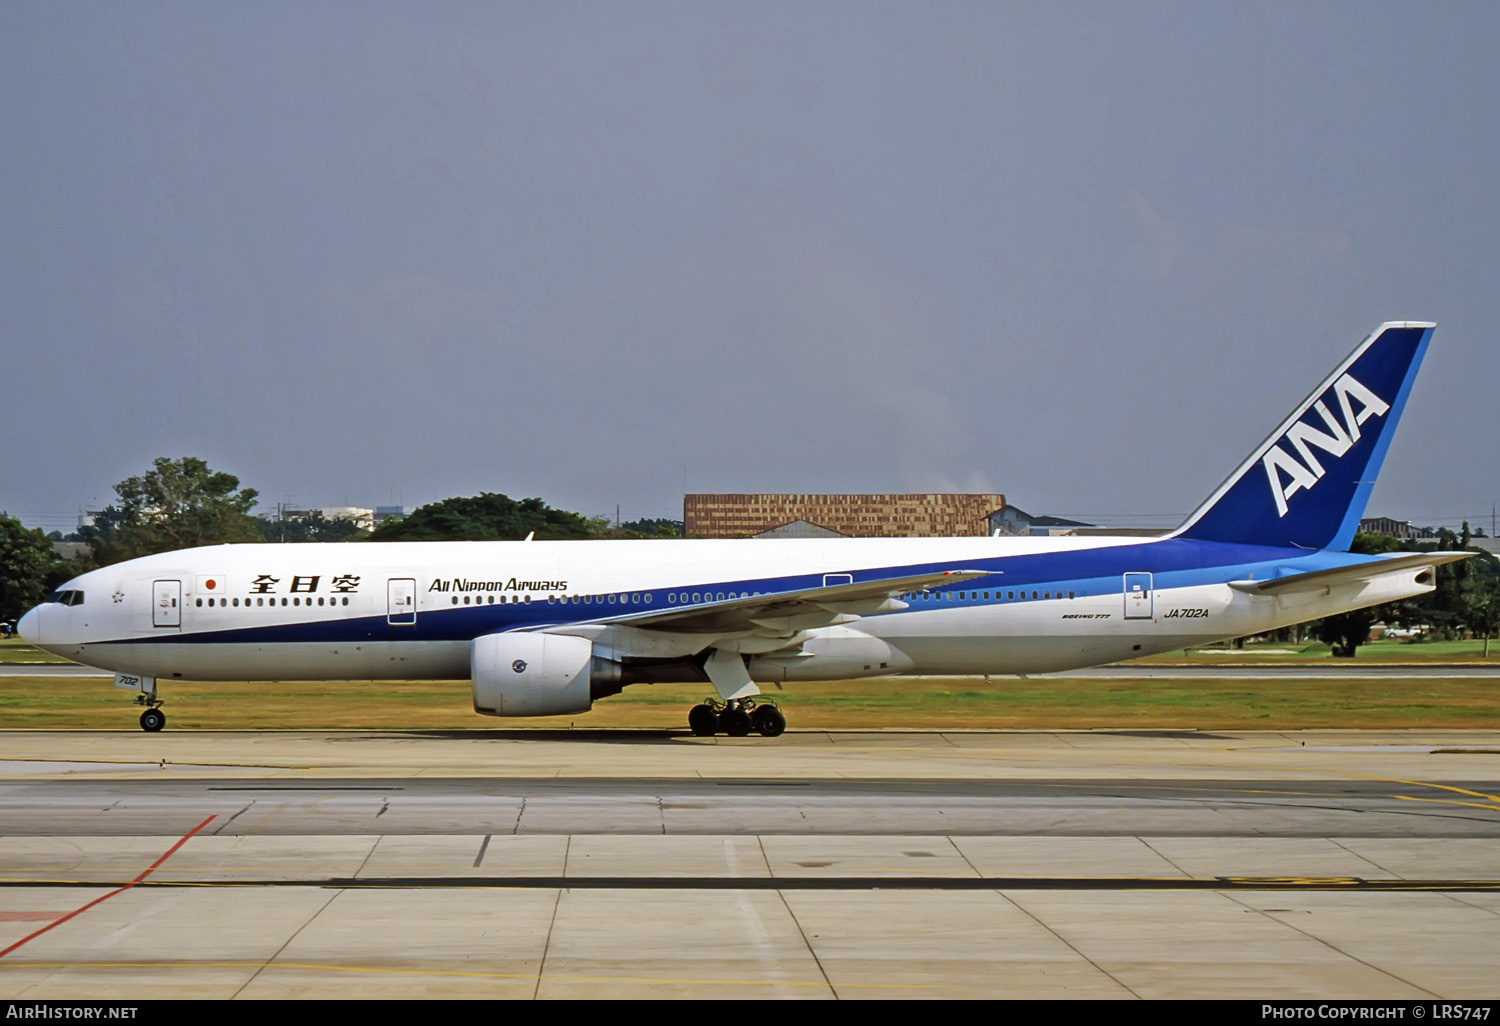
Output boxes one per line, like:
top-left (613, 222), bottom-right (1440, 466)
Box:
top-left (2, 674), bottom-right (1498, 731)
top-left (0, 639), bottom-right (73, 664)
top-left (1138, 637), bottom-right (1500, 663)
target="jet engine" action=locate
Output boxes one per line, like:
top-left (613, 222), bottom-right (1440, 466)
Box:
top-left (471, 632), bottom-right (593, 717)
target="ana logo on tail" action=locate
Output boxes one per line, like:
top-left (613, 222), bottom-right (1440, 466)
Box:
top-left (1262, 372), bottom-right (1390, 518)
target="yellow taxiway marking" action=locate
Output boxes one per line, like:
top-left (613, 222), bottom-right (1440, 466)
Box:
top-left (1394, 795), bottom-right (1500, 813)
top-left (1339, 772), bottom-right (1500, 812)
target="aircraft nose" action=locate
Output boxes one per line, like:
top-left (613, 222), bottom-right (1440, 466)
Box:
top-left (16, 606), bottom-right (42, 646)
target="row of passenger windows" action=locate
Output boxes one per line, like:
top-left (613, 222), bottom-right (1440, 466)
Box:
top-left (197, 597), bottom-right (350, 608)
top-left (904, 589), bottom-right (1075, 601)
top-left (450, 591), bottom-right (769, 607)
top-left (447, 588), bottom-right (1076, 608)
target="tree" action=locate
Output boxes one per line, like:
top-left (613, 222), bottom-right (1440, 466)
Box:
top-left (619, 518), bottom-right (685, 538)
top-left (1306, 532), bottom-right (1403, 657)
top-left (88, 457), bottom-right (262, 564)
top-left (258, 511), bottom-right (366, 543)
top-left (368, 493), bottom-right (599, 541)
top-left (0, 514), bottom-right (63, 624)
top-left (1459, 555), bottom-right (1500, 657)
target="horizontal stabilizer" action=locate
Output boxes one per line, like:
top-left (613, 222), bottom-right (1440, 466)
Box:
top-left (1228, 552), bottom-right (1473, 595)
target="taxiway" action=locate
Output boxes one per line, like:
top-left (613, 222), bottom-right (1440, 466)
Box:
top-left (0, 728), bottom-right (1497, 998)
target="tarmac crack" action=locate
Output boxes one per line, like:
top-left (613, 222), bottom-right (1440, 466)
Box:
top-left (999, 888), bottom-right (1140, 998)
top-left (1223, 890), bottom-right (1441, 999)
top-left (233, 887), bottom-right (344, 1000)
top-left (213, 802), bottom-right (253, 835)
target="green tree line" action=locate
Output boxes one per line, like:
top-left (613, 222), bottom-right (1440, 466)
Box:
top-left (1310, 528), bottom-right (1500, 657)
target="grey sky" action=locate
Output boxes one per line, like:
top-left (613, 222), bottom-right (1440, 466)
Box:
top-left (3, 2), bottom-right (1497, 535)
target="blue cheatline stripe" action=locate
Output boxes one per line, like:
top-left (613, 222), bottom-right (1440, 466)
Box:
top-left (97, 537), bottom-right (1383, 647)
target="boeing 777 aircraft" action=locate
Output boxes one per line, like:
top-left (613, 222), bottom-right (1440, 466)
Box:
top-left (19, 322), bottom-right (1467, 736)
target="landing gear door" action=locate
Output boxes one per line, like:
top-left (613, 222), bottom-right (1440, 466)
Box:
top-left (387, 578), bottom-right (417, 626)
top-left (1123, 573), bottom-right (1153, 620)
top-left (152, 580), bottom-right (181, 629)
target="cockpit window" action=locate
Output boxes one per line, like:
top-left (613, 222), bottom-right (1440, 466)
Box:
top-left (45, 590), bottom-right (85, 606)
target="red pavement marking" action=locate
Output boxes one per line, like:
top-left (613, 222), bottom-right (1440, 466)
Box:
top-left (0, 814), bottom-right (216, 958)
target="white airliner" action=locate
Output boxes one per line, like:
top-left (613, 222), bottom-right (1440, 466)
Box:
top-left (20, 322), bottom-right (1468, 736)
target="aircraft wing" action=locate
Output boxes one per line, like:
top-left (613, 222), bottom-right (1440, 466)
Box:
top-left (1228, 551), bottom-right (1474, 595)
top-left (538, 568), bottom-right (993, 635)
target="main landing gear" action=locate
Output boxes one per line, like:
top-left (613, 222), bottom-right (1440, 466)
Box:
top-left (688, 698), bottom-right (786, 738)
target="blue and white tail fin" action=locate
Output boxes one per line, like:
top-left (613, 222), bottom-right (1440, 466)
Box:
top-left (1172, 321), bottom-right (1435, 552)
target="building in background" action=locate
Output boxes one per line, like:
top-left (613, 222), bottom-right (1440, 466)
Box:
top-left (684, 493), bottom-right (1007, 538)
top-left (1360, 516), bottom-right (1440, 541)
top-left (988, 505), bottom-right (1094, 536)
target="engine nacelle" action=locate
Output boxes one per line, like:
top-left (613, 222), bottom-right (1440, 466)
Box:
top-left (471, 632), bottom-right (593, 717)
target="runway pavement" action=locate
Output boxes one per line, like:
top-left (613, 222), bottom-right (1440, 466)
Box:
top-left (0, 728), bottom-right (1497, 999)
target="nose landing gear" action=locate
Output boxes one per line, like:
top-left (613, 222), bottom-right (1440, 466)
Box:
top-left (686, 698), bottom-right (785, 738)
top-left (114, 673), bottom-right (166, 732)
